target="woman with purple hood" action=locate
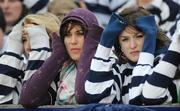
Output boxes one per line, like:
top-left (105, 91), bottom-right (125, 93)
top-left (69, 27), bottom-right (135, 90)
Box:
top-left (19, 8), bottom-right (103, 108)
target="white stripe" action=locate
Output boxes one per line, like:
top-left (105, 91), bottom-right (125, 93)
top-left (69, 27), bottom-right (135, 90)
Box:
top-left (129, 84), bottom-right (143, 100)
top-left (137, 52), bottom-right (154, 66)
top-left (90, 58), bottom-right (115, 72)
top-left (122, 93), bottom-right (129, 104)
top-left (132, 65), bottom-right (153, 76)
top-left (0, 74), bottom-right (17, 87)
top-left (0, 55), bottom-right (24, 70)
top-left (95, 44), bottom-right (112, 60)
top-left (154, 61), bottom-right (176, 78)
top-left (99, 88), bottom-right (116, 103)
top-left (143, 82), bottom-right (170, 99)
top-left (28, 51), bottom-right (51, 61)
top-left (50, 81), bottom-right (57, 91)
top-left (169, 43), bottom-right (180, 54)
top-left (85, 80), bottom-right (114, 94)
top-left (23, 70), bottom-right (37, 81)
top-left (0, 94), bottom-right (12, 104)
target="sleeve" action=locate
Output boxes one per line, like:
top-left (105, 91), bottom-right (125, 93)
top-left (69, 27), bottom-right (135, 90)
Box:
top-left (141, 22), bottom-right (180, 105)
top-left (0, 52), bottom-right (24, 104)
top-left (0, 23), bottom-right (24, 104)
top-left (75, 24), bottom-right (103, 103)
top-left (19, 33), bottom-right (68, 108)
top-left (84, 44), bottom-right (121, 103)
top-left (130, 21), bottom-right (180, 105)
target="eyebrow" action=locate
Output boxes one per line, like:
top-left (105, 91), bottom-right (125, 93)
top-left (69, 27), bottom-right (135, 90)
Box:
top-left (119, 36), bottom-right (129, 38)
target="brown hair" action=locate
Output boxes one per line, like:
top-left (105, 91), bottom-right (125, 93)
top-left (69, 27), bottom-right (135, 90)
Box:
top-left (60, 20), bottom-right (87, 42)
top-left (114, 7), bottom-right (170, 63)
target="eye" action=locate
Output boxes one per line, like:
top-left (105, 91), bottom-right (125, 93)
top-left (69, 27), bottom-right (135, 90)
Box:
top-left (120, 36), bottom-right (129, 42)
top-left (76, 30), bottom-right (84, 36)
top-left (121, 38), bottom-right (128, 42)
top-left (136, 33), bottom-right (144, 38)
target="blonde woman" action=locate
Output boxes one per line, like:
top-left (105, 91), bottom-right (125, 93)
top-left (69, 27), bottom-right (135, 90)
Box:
top-left (0, 12), bottom-right (59, 104)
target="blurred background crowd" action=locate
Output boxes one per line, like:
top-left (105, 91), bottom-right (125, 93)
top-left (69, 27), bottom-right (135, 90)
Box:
top-left (0, 0), bottom-right (179, 54)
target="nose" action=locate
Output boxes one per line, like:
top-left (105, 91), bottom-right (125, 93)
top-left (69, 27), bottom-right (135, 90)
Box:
top-left (130, 38), bottom-right (137, 49)
top-left (69, 35), bottom-right (77, 44)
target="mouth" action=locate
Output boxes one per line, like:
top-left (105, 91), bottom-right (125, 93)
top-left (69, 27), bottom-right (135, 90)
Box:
top-left (70, 48), bottom-right (81, 53)
top-left (130, 51), bottom-right (140, 56)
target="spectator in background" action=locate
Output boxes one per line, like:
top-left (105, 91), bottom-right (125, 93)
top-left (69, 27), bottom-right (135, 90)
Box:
top-left (48, 0), bottom-right (78, 22)
top-left (0, 0), bottom-right (29, 35)
top-left (117, 0), bottom-right (180, 38)
top-left (0, 12), bottom-right (59, 104)
top-left (0, 7), bottom-right (6, 54)
top-left (23, 0), bottom-right (49, 13)
top-left (19, 8), bottom-right (103, 108)
top-left (75, 0), bottom-right (129, 28)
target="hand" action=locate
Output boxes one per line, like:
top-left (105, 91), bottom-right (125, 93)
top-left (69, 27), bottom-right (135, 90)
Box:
top-left (50, 32), bottom-right (69, 60)
top-left (135, 15), bottom-right (157, 54)
top-left (6, 23), bottom-right (23, 55)
top-left (100, 13), bottom-right (127, 48)
top-left (24, 25), bottom-right (50, 49)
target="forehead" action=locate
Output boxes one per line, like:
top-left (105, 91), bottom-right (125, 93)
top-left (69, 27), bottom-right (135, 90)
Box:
top-left (121, 26), bottom-right (142, 36)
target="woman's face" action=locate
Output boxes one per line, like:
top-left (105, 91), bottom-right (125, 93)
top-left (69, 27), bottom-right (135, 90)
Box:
top-left (22, 23), bottom-right (34, 57)
top-left (64, 24), bottom-right (84, 62)
top-left (119, 26), bottom-right (144, 62)
top-left (0, 0), bottom-right (23, 26)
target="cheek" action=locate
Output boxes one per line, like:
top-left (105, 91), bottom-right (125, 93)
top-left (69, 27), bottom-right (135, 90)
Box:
top-left (64, 39), bottom-right (69, 50)
top-left (138, 38), bottom-right (145, 50)
top-left (119, 42), bottom-right (127, 53)
top-left (79, 38), bottom-right (84, 48)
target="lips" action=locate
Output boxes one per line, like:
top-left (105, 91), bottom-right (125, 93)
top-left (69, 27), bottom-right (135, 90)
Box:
top-left (70, 48), bottom-right (81, 53)
top-left (130, 51), bottom-right (139, 56)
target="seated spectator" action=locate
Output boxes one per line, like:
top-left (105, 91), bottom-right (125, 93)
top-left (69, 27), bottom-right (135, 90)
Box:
top-left (0, 0), bottom-right (29, 35)
top-left (47, 0), bottom-right (78, 22)
top-left (0, 12), bottom-right (59, 104)
top-left (19, 8), bottom-right (103, 108)
top-left (23, 0), bottom-right (49, 13)
top-left (117, 0), bottom-right (180, 37)
top-left (75, 0), bottom-right (129, 28)
top-left (82, 7), bottom-right (180, 105)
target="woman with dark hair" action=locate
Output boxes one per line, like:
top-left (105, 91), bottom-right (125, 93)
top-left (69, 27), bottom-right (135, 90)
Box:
top-left (82, 7), bottom-right (180, 105)
top-left (19, 8), bottom-right (103, 108)
top-left (0, 0), bottom-right (29, 34)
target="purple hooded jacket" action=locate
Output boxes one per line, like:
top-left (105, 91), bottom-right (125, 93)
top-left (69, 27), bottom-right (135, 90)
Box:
top-left (19, 8), bottom-right (103, 108)
top-left (60, 8), bottom-right (103, 104)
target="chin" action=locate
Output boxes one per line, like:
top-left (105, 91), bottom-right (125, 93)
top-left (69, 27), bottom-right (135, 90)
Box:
top-left (71, 56), bottom-right (80, 61)
top-left (129, 58), bottom-right (138, 62)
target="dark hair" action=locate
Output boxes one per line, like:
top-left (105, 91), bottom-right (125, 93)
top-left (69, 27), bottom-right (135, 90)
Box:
top-left (114, 7), bottom-right (170, 63)
top-left (0, 8), bottom-right (6, 32)
top-left (14, 4), bottom-right (29, 26)
top-left (60, 20), bottom-right (87, 42)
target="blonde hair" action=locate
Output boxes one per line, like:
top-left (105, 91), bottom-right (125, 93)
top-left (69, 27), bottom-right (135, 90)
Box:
top-left (48, 0), bottom-right (78, 21)
top-left (23, 12), bottom-right (60, 34)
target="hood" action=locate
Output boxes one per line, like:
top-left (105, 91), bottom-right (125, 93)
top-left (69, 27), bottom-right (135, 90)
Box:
top-left (60, 8), bottom-right (99, 37)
